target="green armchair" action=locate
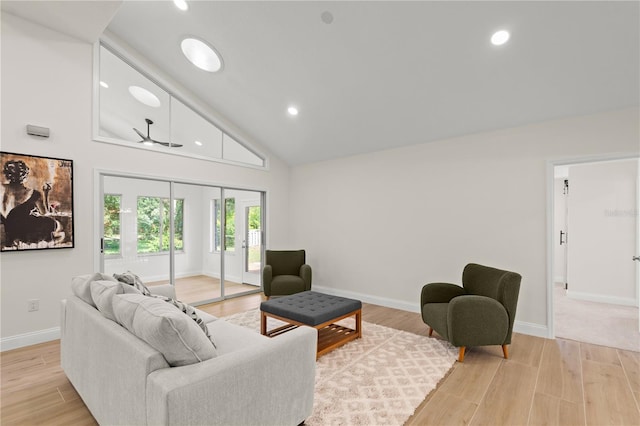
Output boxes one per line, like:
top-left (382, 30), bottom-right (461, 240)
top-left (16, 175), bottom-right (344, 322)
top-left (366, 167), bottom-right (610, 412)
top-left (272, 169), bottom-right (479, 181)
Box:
top-left (421, 263), bottom-right (521, 362)
top-left (263, 250), bottom-right (312, 298)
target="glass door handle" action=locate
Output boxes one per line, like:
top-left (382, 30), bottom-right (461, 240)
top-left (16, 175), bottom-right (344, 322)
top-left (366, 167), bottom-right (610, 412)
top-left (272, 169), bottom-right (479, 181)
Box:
top-left (633, 256), bottom-right (640, 261)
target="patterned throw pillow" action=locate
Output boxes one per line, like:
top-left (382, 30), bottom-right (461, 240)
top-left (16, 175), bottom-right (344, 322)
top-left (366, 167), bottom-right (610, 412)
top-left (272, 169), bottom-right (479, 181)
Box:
top-left (113, 271), bottom-right (152, 296)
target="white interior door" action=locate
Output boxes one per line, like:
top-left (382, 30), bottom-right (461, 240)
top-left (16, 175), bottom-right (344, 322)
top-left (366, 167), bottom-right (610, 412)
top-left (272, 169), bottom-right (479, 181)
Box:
top-left (566, 159), bottom-right (638, 306)
top-left (637, 159), bottom-right (639, 331)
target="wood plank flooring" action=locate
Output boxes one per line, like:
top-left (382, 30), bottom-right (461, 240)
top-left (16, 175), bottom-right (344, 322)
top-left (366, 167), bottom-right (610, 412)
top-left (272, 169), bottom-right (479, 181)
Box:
top-left (147, 275), bottom-right (260, 304)
top-left (2, 294), bottom-right (639, 425)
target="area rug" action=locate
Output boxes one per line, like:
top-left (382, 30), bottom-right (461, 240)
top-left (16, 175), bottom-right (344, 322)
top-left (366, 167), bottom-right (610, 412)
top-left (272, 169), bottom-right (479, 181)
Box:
top-left (224, 309), bottom-right (458, 425)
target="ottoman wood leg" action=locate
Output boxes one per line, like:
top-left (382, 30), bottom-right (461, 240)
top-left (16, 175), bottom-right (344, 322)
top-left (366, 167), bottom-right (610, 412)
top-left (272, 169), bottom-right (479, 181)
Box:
top-left (260, 311), bottom-right (267, 335)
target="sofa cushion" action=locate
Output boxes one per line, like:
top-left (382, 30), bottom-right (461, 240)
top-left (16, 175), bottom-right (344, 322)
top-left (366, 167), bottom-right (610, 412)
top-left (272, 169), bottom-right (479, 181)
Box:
top-left (112, 294), bottom-right (217, 366)
top-left (91, 280), bottom-right (141, 322)
top-left (71, 273), bottom-right (118, 307)
top-left (113, 271), bottom-right (151, 295)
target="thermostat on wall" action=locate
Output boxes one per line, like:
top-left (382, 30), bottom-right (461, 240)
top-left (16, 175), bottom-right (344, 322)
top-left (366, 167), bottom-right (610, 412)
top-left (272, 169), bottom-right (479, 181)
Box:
top-left (26, 124), bottom-right (50, 138)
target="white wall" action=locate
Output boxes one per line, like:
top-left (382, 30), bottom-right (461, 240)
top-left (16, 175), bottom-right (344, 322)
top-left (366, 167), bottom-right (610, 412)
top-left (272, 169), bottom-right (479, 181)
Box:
top-left (290, 108), bottom-right (640, 335)
top-left (0, 13), bottom-right (292, 350)
top-left (566, 159), bottom-right (638, 305)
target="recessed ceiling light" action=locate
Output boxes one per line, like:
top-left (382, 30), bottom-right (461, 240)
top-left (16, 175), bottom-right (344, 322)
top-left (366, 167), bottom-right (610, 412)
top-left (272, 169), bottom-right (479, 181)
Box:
top-left (174, 0), bottom-right (188, 11)
top-left (99, 81), bottom-right (109, 88)
top-left (128, 86), bottom-right (161, 108)
top-left (321, 11), bottom-right (334, 24)
top-left (491, 30), bottom-right (510, 46)
top-left (194, 140), bottom-right (203, 146)
top-left (181, 38), bottom-right (223, 72)
top-left (287, 106), bottom-right (299, 116)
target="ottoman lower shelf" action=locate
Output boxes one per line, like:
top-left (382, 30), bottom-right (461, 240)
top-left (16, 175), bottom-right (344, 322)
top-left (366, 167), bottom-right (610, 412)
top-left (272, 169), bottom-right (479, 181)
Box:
top-left (260, 309), bottom-right (362, 358)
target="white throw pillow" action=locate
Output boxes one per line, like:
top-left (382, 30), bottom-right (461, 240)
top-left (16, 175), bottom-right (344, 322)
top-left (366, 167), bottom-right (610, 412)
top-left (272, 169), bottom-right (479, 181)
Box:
top-left (112, 293), bottom-right (217, 366)
top-left (90, 280), bottom-right (141, 322)
top-left (71, 273), bottom-right (118, 307)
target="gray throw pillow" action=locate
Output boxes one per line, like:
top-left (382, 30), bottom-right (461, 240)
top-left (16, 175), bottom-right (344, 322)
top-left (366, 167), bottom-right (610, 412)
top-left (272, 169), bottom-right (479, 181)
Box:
top-left (91, 280), bottom-right (141, 322)
top-left (112, 293), bottom-right (217, 367)
top-left (71, 273), bottom-right (118, 307)
top-left (150, 295), bottom-right (216, 347)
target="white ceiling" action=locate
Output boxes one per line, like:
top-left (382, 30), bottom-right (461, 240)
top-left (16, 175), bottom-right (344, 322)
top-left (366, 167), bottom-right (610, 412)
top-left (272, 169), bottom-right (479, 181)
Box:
top-left (4, 1), bottom-right (639, 166)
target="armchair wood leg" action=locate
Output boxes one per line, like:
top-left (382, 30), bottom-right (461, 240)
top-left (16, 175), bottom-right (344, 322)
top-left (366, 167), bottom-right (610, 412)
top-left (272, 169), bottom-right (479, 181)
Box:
top-left (458, 347), bottom-right (466, 362)
top-left (428, 327), bottom-right (434, 337)
top-left (502, 344), bottom-right (509, 359)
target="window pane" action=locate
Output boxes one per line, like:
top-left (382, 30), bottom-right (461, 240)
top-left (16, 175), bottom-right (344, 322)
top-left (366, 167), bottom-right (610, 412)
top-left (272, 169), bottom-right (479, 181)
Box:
top-left (213, 199), bottom-right (221, 252)
top-left (225, 198), bottom-right (235, 251)
top-left (137, 196), bottom-right (161, 253)
top-left (213, 198), bottom-right (235, 251)
top-left (174, 199), bottom-right (184, 251)
top-left (162, 198), bottom-right (184, 251)
top-left (104, 194), bottom-right (121, 255)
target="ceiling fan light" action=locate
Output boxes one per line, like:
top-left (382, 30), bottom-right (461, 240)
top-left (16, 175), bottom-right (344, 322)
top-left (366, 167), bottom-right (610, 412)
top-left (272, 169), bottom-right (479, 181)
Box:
top-left (128, 86), bottom-right (161, 108)
top-left (181, 38), bottom-right (223, 72)
top-left (173, 0), bottom-right (188, 11)
top-left (143, 141), bottom-right (154, 146)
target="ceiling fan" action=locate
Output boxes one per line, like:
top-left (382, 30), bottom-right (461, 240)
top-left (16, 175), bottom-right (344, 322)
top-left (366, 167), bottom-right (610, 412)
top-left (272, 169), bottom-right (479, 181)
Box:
top-left (133, 118), bottom-right (182, 148)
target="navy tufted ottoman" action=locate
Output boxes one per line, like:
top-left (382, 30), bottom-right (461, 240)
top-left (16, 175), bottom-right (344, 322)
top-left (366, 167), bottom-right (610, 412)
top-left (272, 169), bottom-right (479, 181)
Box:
top-left (260, 291), bottom-right (362, 358)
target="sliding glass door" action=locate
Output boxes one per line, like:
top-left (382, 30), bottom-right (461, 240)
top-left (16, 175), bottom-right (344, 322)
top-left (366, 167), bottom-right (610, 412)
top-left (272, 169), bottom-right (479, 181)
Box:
top-left (102, 176), bottom-right (171, 287)
top-left (99, 173), bottom-right (264, 305)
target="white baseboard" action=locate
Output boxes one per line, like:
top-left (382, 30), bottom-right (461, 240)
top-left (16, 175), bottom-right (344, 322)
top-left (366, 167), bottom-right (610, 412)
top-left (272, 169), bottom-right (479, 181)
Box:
top-left (312, 285), bottom-right (421, 313)
top-left (313, 285), bottom-right (549, 338)
top-left (513, 321), bottom-right (549, 338)
top-left (566, 290), bottom-right (637, 307)
top-left (1, 327), bottom-right (60, 352)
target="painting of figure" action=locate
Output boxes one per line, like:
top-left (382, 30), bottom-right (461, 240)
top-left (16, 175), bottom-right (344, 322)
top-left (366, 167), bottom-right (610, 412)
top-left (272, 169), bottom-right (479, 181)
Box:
top-left (0, 152), bottom-right (74, 251)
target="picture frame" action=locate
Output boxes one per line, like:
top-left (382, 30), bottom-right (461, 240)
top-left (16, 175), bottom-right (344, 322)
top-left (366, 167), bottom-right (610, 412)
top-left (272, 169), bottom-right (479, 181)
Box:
top-left (0, 151), bottom-right (74, 251)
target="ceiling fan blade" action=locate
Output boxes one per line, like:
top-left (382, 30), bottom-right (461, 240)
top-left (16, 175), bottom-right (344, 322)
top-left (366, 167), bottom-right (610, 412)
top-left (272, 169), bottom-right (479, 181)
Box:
top-left (133, 127), bottom-right (147, 141)
top-left (153, 140), bottom-right (183, 148)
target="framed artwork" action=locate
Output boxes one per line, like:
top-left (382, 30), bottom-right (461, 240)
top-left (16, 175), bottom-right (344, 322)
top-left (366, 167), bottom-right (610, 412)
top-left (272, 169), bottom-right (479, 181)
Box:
top-left (0, 152), bottom-right (74, 251)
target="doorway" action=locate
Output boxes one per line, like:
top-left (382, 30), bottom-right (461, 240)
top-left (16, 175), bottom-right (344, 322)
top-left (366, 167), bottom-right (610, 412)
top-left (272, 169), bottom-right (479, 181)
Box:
top-left (551, 158), bottom-right (639, 352)
top-left (97, 172), bottom-right (265, 306)
top-left (241, 202), bottom-right (262, 286)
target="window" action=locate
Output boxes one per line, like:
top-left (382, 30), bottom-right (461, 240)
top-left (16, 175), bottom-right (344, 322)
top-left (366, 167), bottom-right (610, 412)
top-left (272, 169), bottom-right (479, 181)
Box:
top-left (96, 44), bottom-right (266, 169)
top-left (213, 198), bottom-right (235, 252)
top-left (103, 194), bottom-right (121, 255)
top-left (137, 196), bottom-right (184, 254)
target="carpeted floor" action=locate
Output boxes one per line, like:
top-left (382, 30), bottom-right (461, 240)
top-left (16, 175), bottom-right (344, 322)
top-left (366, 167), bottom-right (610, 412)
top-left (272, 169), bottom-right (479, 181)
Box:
top-left (224, 309), bottom-right (458, 425)
top-left (554, 283), bottom-right (640, 352)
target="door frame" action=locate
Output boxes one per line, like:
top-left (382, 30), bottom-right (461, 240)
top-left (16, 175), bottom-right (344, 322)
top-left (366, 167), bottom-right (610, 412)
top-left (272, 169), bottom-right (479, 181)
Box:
top-left (546, 153), bottom-right (639, 338)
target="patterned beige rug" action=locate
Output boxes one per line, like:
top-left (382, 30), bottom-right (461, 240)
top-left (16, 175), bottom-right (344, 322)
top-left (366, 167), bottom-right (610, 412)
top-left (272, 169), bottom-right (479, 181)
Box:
top-left (224, 309), bottom-right (457, 425)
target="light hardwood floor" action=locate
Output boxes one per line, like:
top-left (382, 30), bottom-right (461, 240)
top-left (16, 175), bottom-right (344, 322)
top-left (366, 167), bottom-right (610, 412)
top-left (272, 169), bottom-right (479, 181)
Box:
top-left (147, 275), bottom-right (260, 304)
top-left (2, 293), bottom-right (639, 425)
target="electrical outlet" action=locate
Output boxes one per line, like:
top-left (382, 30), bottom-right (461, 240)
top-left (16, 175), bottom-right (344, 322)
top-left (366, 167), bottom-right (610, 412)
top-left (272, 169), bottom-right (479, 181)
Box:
top-left (27, 299), bottom-right (39, 312)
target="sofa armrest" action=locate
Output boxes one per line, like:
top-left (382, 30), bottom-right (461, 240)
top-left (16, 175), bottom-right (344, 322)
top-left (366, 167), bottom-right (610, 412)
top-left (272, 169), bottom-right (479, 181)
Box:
top-left (421, 283), bottom-right (466, 306)
top-left (262, 265), bottom-right (273, 296)
top-left (300, 264), bottom-right (312, 290)
top-left (447, 295), bottom-right (509, 347)
top-left (146, 326), bottom-right (317, 426)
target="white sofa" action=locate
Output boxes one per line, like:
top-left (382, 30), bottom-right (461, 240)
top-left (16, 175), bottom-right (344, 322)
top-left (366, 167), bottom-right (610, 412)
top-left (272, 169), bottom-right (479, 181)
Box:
top-left (60, 274), bottom-right (317, 425)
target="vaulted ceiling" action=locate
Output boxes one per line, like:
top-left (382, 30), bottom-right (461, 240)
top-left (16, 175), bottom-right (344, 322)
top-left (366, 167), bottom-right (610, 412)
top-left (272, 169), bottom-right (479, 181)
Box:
top-left (4, 1), bottom-right (639, 165)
